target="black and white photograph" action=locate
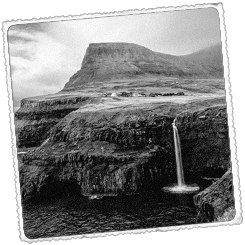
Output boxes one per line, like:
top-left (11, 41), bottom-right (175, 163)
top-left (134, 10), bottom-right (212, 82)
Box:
top-left (2, 2), bottom-right (243, 242)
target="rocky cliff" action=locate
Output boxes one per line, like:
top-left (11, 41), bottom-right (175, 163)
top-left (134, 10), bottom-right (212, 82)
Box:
top-left (176, 106), bottom-right (230, 178)
top-left (15, 95), bottom-right (97, 148)
top-left (15, 42), bottom-right (229, 203)
top-left (193, 168), bottom-right (235, 222)
top-left (18, 101), bottom-right (231, 203)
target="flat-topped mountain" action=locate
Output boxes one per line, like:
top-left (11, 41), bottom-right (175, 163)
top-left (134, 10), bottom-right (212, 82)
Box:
top-left (63, 42), bottom-right (223, 91)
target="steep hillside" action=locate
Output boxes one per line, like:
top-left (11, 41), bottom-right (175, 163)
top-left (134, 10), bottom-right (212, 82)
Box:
top-left (63, 43), bottom-right (223, 91)
top-left (181, 43), bottom-right (223, 78)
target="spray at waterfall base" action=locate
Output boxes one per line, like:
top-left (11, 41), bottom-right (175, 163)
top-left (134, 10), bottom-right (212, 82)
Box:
top-left (162, 119), bottom-right (200, 194)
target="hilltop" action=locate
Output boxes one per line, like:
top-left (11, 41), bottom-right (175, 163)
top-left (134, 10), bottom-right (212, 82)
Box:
top-left (62, 42), bottom-right (223, 91)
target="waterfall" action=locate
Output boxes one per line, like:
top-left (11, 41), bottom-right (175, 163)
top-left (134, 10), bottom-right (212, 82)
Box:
top-left (172, 119), bottom-right (185, 187)
top-left (162, 119), bottom-right (199, 193)
top-left (41, 138), bottom-right (49, 147)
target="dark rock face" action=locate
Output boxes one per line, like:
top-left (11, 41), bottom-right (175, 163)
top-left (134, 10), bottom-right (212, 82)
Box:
top-left (18, 105), bottom-right (231, 203)
top-left (50, 110), bottom-right (174, 150)
top-left (20, 144), bottom-right (175, 202)
top-left (176, 106), bottom-right (230, 180)
top-left (15, 121), bottom-right (56, 148)
top-left (193, 168), bottom-right (235, 223)
top-left (19, 110), bottom-right (176, 202)
top-left (15, 96), bottom-right (92, 148)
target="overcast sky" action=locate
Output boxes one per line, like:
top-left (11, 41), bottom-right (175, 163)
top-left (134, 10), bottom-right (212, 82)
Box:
top-left (7, 7), bottom-right (221, 107)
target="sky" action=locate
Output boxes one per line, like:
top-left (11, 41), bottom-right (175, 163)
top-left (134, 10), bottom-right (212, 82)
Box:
top-left (7, 7), bottom-right (221, 107)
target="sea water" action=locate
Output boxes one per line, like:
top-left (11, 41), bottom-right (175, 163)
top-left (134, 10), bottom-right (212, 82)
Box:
top-left (22, 191), bottom-right (198, 239)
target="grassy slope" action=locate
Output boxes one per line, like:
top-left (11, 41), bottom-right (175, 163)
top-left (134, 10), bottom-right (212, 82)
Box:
top-left (62, 43), bottom-right (223, 91)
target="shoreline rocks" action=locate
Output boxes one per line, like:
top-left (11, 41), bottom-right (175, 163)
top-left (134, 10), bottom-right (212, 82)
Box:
top-left (193, 168), bottom-right (235, 223)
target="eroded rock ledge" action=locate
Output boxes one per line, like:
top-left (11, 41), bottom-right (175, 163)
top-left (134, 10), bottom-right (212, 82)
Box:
top-left (18, 104), bottom-right (231, 203)
top-left (15, 96), bottom-right (96, 148)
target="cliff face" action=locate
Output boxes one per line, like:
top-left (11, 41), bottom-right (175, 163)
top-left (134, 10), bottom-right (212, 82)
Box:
top-left (15, 96), bottom-right (94, 148)
top-left (19, 103), bottom-right (230, 203)
top-left (19, 108), bottom-right (174, 201)
top-left (176, 106), bottom-right (230, 177)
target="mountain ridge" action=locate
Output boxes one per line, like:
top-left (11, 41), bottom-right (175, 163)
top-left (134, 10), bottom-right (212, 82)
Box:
top-left (62, 42), bottom-right (223, 91)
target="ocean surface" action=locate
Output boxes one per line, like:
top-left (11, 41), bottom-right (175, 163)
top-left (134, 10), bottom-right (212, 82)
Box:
top-left (22, 190), bottom-right (199, 239)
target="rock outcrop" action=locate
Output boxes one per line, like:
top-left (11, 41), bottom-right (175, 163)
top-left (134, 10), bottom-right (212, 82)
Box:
top-left (176, 106), bottom-right (230, 178)
top-left (193, 168), bottom-right (235, 222)
top-left (15, 95), bottom-right (95, 148)
top-left (18, 102), bottom-right (231, 203)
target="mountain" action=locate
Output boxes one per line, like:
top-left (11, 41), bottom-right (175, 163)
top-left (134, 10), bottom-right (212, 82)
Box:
top-left (181, 43), bottom-right (223, 78)
top-left (62, 42), bottom-right (223, 91)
